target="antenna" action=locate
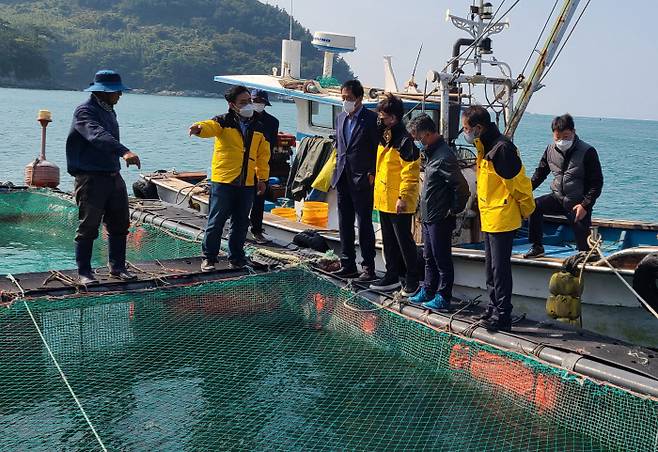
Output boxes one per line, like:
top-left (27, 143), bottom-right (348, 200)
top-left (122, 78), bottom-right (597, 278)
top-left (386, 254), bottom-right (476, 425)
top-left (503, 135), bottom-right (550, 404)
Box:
top-left (411, 43), bottom-right (423, 79)
top-left (289, 0), bottom-right (293, 40)
top-left (404, 43), bottom-right (423, 94)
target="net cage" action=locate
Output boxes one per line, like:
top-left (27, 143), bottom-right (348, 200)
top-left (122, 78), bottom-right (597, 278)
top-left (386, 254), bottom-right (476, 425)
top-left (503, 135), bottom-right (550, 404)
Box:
top-left (0, 189), bottom-right (200, 275)
top-left (1, 268), bottom-right (656, 451)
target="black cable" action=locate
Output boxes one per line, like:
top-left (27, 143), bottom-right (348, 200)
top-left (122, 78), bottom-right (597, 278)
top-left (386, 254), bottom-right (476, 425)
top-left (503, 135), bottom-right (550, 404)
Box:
top-left (540, 0), bottom-right (592, 84)
top-left (520, 0), bottom-right (560, 77)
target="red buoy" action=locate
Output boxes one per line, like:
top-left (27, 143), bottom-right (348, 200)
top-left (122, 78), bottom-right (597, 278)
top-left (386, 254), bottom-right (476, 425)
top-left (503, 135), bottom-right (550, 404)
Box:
top-left (24, 110), bottom-right (60, 188)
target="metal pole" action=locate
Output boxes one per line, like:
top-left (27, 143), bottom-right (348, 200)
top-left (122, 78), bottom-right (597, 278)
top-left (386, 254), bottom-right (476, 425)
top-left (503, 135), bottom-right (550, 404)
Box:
top-left (439, 73), bottom-right (451, 139)
top-left (39, 122), bottom-right (47, 161)
top-left (505, 0), bottom-right (581, 138)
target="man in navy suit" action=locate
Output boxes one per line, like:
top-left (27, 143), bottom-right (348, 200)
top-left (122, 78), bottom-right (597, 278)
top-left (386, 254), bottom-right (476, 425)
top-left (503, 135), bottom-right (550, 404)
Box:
top-left (331, 79), bottom-right (379, 281)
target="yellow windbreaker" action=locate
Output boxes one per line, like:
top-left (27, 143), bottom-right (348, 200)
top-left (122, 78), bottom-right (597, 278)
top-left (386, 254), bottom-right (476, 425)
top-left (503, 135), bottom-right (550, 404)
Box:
top-left (195, 112), bottom-right (270, 186)
top-left (474, 127), bottom-right (535, 233)
top-left (374, 125), bottom-right (420, 214)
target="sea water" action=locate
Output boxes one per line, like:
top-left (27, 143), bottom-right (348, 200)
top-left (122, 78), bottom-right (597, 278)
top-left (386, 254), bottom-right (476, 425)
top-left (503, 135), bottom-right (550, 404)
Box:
top-left (0, 87), bottom-right (656, 222)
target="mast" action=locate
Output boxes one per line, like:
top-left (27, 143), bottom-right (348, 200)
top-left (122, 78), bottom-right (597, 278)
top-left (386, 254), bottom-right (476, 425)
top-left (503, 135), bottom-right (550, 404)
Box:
top-left (505, 0), bottom-right (581, 137)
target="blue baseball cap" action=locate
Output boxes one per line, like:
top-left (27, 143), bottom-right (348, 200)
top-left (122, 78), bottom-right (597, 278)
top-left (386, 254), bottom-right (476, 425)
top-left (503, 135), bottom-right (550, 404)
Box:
top-left (251, 89), bottom-right (272, 106)
top-left (84, 70), bottom-right (131, 92)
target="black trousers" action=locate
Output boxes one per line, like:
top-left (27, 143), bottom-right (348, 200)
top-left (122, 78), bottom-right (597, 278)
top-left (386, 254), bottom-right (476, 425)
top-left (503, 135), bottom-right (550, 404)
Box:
top-left (336, 175), bottom-right (376, 270)
top-left (484, 230), bottom-right (516, 321)
top-left (528, 193), bottom-right (592, 251)
top-left (250, 183), bottom-right (271, 234)
top-left (422, 216), bottom-right (456, 300)
top-left (379, 212), bottom-right (419, 284)
top-left (74, 173), bottom-right (130, 274)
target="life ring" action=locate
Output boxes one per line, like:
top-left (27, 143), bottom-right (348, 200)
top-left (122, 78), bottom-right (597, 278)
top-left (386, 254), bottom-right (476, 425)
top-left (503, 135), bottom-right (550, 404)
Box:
top-left (632, 253), bottom-right (658, 312)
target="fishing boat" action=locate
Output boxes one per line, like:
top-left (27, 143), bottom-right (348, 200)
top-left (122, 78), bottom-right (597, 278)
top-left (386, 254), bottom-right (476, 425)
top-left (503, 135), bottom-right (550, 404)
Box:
top-left (139, 1), bottom-right (658, 346)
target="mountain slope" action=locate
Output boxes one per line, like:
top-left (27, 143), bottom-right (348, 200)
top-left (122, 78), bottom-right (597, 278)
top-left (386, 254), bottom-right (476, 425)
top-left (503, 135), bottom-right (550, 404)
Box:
top-left (0, 0), bottom-right (354, 93)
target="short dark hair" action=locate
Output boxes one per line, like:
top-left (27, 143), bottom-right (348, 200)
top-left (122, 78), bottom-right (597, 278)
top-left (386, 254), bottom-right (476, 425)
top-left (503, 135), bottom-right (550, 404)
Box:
top-left (377, 94), bottom-right (404, 121)
top-left (341, 79), bottom-right (364, 98)
top-left (225, 85), bottom-right (251, 103)
top-left (551, 113), bottom-right (575, 132)
top-left (462, 105), bottom-right (491, 128)
top-left (407, 113), bottom-right (436, 135)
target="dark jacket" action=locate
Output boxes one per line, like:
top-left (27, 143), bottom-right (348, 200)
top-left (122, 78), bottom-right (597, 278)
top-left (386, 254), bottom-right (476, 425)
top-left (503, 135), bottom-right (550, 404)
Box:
top-left (257, 110), bottom-right (280, 152)
top-left (531, 135), bottom-right (603, 210)
top-left (420, 137), bottom-right (470, 223)
top-left (331, 107), bottom-right (379, 191)
top-left (66, 95), bottom-right (129, 176)
top-left (287, 136), bottom-right (334, 200)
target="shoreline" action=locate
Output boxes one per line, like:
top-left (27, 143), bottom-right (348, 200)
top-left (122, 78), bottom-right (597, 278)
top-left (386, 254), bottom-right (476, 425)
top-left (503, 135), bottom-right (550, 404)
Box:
top-left (0, 82), bottom-right (653, 122)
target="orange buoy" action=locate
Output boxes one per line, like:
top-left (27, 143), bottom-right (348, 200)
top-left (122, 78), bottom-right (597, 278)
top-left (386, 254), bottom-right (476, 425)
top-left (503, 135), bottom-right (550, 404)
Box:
top-left (24, 110), bottom-right (60, 188)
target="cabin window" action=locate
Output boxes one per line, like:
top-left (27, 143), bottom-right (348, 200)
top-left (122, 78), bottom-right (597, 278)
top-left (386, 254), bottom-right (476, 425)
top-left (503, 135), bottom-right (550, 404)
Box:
top-left (309, 101), bottom-right (338, 129)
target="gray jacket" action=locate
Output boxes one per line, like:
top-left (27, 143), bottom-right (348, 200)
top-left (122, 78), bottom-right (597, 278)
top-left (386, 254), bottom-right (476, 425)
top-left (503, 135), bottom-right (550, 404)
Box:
top-left (420, 138), bottom-right (470, 223)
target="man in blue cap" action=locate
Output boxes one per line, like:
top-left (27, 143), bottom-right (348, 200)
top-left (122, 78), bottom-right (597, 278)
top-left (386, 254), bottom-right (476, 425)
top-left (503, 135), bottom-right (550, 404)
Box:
top-left (249, 89), bottom-right (279, 244)
top-left (66, 69), bottom-right (141, 285)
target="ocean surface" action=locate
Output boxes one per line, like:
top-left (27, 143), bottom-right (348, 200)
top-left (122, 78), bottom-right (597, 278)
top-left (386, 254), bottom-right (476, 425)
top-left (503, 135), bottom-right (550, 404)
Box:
top-left (1, 87), bottom-right (656, 222)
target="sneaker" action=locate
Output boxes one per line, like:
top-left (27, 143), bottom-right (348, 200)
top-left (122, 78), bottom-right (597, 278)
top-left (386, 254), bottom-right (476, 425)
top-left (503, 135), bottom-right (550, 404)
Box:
top-left (422, 294), bottom-right (450, 311)
top-left (482, 316), bottom-right (512, 332)
top-left (356, 268), bottom-right (377, 283)
top-left (252, 231), bottom-right (270, 245)
top-left (369, 275), bottom-right (401, 292)
top-left (523, 245), bottom-right (545, 259)
top-left (332, 266), bottom-right (359, 278)
top-left (409, 287), bottom-right (432, 304)
top-left (400, 280), bottom-right (419, 297)
top-left (200, 259), bottom-right (215, 272)
top-left (78, 273), bottom-right (99, 285)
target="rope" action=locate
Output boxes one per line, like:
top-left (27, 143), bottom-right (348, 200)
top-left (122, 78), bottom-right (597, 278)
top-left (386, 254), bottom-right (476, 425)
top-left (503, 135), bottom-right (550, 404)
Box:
top-left (23, 300), bottom-right (107, 451)
top-left (5, 274), bottom-right (25, 297)
top-left (126, 261), bottom-right (170, 286)
top-left (173, 179), bottom-right (209, 206)
top-left (519, 0), bottom-right (560, 78)
top-left (582, 233), bottom-right (658, 320)
top-left (43, 270), bottom-right (84, 291)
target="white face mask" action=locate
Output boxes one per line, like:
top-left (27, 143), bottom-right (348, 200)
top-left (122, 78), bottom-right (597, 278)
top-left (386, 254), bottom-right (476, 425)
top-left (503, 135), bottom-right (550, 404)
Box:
top-left (343, 100), bottom-right (356, 114)
top-left (555, 139), bottom-right (574, 151)
top-left (238, 103), bottom-right (254, 118)
top-left (253, 103), bottom-right (266, 113)
top-left (463, 129), bottom-right (476, 144)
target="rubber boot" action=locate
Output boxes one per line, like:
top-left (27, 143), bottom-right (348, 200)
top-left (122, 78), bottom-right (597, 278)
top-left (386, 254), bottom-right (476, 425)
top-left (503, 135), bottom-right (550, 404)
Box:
top-left (108, 234), bottom-right (128, 273)
top-left (75, 239), bottom-right (94, 276)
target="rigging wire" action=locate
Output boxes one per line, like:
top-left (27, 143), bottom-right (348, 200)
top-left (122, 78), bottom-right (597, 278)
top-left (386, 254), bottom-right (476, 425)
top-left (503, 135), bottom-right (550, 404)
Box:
top-left (519, 0), bottom-right (560, 78)
top-left (539, 0), bottom-right (592, 84)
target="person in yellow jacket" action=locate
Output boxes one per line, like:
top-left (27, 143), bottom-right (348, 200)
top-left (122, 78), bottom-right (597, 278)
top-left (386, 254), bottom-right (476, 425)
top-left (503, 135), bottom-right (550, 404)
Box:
top-left (189, 85), bottom-right (270, 271)
top-left (462, 105), bottom-right (535, 332)
top-left (369, 94), bottom-right (421, 296)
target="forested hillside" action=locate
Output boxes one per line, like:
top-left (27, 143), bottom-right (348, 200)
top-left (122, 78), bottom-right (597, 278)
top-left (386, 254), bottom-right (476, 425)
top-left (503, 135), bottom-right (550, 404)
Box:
top-left (0, 0), bottom-right (354, 93)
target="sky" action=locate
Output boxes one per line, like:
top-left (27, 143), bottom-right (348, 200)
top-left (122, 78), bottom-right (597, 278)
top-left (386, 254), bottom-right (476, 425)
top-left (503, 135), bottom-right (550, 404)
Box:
top-left (260, 0), bottom-right (658, 121)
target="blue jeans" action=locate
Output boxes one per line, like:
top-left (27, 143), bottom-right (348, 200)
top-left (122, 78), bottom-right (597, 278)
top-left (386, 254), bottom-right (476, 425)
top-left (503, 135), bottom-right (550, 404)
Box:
top-left (202, 183), bottom-right (255, 263)
top-left (421, 217), bottom-right (456, 300)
